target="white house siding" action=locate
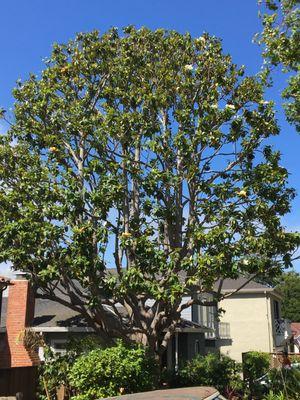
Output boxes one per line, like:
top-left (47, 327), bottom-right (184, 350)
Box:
top-left (146, 296), bottom-right (193, 321)
top-left (180, 296), bottom-right (192, 321)
top-left (192, 293), bottom-right (216, 330)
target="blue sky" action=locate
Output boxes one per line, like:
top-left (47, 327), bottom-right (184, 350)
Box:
top-left (0, 0), bottom-right (299, 275)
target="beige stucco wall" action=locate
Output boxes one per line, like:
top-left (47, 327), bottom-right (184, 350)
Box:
top-left (219, 292), bottom-right (275, 362)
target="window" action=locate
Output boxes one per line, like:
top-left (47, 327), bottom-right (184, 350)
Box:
top-left (274, 300), bottom-right (280, 320)
top-left (195, 340), bottom-right (201, 355)
top-left (50, 339), bottom-right (67, 355)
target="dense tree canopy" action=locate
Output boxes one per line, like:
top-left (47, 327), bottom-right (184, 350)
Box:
top-left (257, 0), bottom-right (300, 130)
top-left (277, 271), bottom-right (300, 321)
top-left (0, 27), bottom-right (299, 358)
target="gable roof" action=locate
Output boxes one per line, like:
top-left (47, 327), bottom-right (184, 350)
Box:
top-left (216, 277), bottom-right (282, 299)
top-left (0, 296), bottom-right (210, 334)
top-left (0, 296), bottom-right (90, 329)
top-left (0, 275), bottom-right (280, 332)
top-left (217, 277), bottom-right (271, 291)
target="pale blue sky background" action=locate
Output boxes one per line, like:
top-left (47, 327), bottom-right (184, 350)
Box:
top-left (0, 0), bottom-right (299, 276)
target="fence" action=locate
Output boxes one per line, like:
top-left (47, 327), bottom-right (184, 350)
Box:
top-left (269, 351), bottom-right (300, 368)
top-left (242, 351), bottom-right (300, 375)
top-left (0, 367), bottom-right (38, 400)
top-left (242, 351), bottom-right (300, 398)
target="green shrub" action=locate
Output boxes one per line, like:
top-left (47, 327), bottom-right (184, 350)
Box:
top-left (38, 335), bottom-right (103, 400)
top-left (289, 354), bottom-right (300, 365)
top-left (268, 367), bottom-right (300, 400)
top-left (263, 390), bottom-right (286, 400)
top-left (242, 351), bottom-right (270, 398)
top-left (178, 352), bottom-right (242, 395)
top-left (68, 340), bottom-right (159, 400)
top-left (243, 351), bottom-right (270, 382)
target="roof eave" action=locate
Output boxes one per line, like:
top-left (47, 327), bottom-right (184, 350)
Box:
top-left (31, 326), bottom-right (95, 333)
top-left (221, 287), bottom-right (283, 300)
top-left (31, 325), bottom-right (213, 334)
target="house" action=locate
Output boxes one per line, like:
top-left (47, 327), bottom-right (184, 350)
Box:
top-left (0, 274), bottom-right (212, 372)
top-left (217, 278), bottom-right (292, 362)
top-left (0, 274), bottom-right (292, 371)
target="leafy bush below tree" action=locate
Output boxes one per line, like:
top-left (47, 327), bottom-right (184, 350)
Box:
top-left (177, 352), bottom-right (243, 396)
top-left (39, 341), bottom-right (300, 400)
top-left (242, 351), bottom-right (300, 400)
top-left (242, 351), bottom-right (270, 397)
top-left (38, 336), bottom-right (104, 400)
top-left (263, 391), bottom-right (286, 400)
top-left (267, 367), bottom-right (300, 400)
top-left (68, 340), bottom-right (159, 400)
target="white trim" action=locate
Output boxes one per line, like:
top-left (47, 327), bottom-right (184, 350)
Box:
top-left (175, 332), bottom-right (179, 372)
top-left (205, 392), bottom-right (222, 400)
top-left (38, 346), bottom-right (45, 361)
top-left (32, 325), bottom-right (211, 334)
top-left (50, 338), bottom-right (68, 355)
top-left (222, 288), bottom-right (274, 293)
top-left (31, 326), bottom-right (95, 333)
top-left (174, 327), bottom-right (212, 333)
top-left (222, 288), bottom-right (283, 299)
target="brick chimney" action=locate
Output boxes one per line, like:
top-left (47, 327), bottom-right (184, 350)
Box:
top-left (0, 273), bottom-right (40, 368)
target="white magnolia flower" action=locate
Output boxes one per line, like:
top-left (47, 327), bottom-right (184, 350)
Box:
top-left (237, 189), bottom-right (247, 197)
top-left (211, 104), bottom-right (218, 109)
top-left (184, 64), bottom-right (193, 71)
top-left (225, 104), bottom-right (235, 110)
top-left (196, 36), bottom-right (206, 44)
top-left (242, 259), bottom-right (250, 266)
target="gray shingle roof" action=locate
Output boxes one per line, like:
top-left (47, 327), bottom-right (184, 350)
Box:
top-left (215, 277), bottom-right (271, 292)
top-left (0, 277), bottom-right (275, 329)
top-left (0, 296), bottom-right (88, 328)
top-left (0, 296), bottom-right (209, 332)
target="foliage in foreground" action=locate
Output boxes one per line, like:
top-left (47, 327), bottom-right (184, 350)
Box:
top-left (243, 351), bottom-right (270, 383)
top-left (242, 351), bottom-right (300, 400)
top-left (263, 391), bottom-right (286, 400)
top-left (243, 351), bottom-right (271, 398)
top-left (68, 340), bottom-right (159, 400)
top-left (38, 336), bottom-right (103, 400)
top-left (267, 367), bottom-right (300, 400)
top-left (40, 340), bottom-right (243, 399)
top-left (177, 353), bottom-right (243, 396)
top-left (39, 341), bottom-right (300, 400)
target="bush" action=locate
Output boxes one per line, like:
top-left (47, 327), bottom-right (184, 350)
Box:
top-left (289, 354), bottom-right (300, 365)
top-left (268, 367), bottom-right (300, 400)
top-left (263, 391), bottom-right (286, 400)
top-left (68, 340), bottom-right (159, 400)
top-left (242, 351), bottom-right (270, 398)
top-left (243, 351), bottom-right (270, 383)
top-left (38, 336), bottom-right (103, 400)
top-left (178, 352), bottom-right (243, 395)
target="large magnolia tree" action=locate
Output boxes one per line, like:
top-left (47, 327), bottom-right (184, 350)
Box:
top-left (257, 0), bottom-right (300, 131)
top-left (0, 27), bottom-right (299, 359)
